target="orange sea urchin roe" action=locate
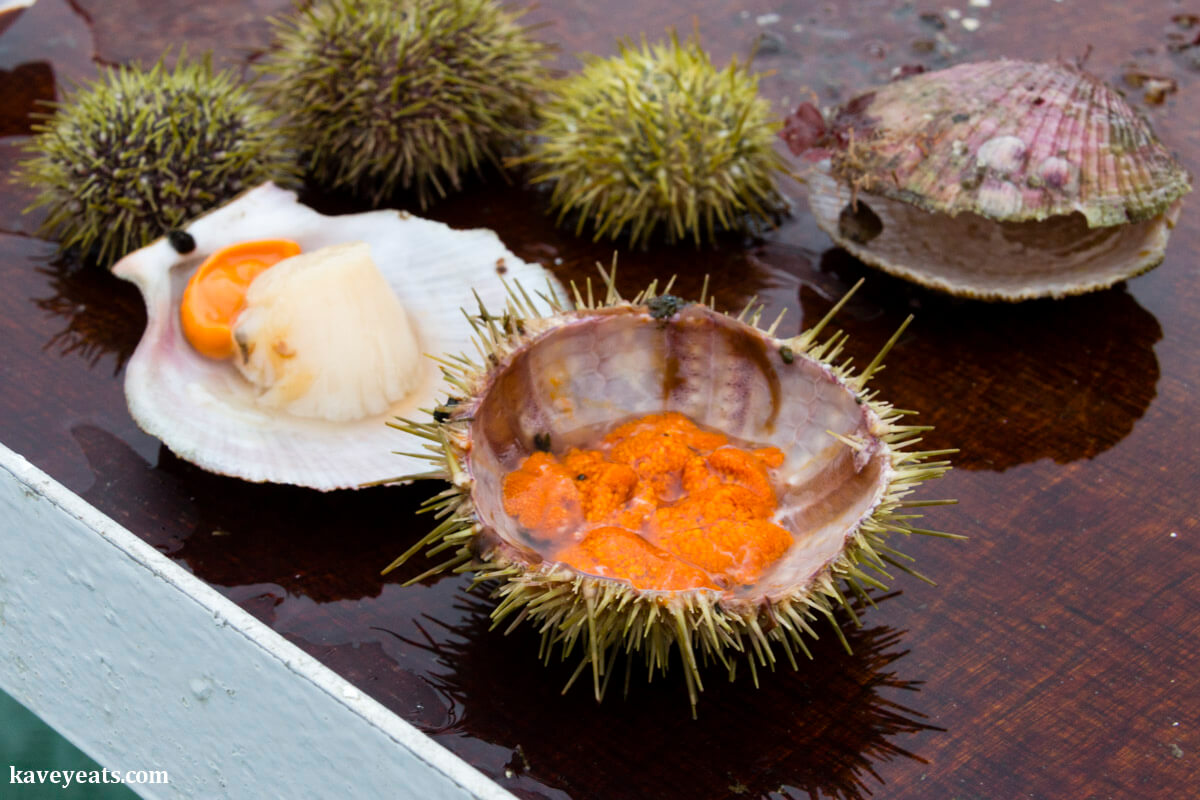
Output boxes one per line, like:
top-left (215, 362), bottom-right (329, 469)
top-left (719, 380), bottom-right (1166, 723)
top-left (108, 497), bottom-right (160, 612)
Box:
top-left (605, 412), bottom-right (728, 502)
top-left (501, 451), bottom-right (584, 538)
top-left (500, 412), bottom-right (791, 591)
top-left (558, 527), bottom-right (717, 591)
top-left (562, 449), bottom-right (638, 521)
top-left (180, 239), bottom-right (302, 359)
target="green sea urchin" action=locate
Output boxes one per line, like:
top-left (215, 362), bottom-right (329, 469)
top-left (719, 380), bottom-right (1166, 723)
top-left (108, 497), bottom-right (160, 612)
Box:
top-left (16, 54), bottom-right (295, 268)
top-left (387, 271), bottom-right (958, 710)
top-left (522, 35), bottom-right (790, 246)
top-left (257, 0), bottom-right (551, 206)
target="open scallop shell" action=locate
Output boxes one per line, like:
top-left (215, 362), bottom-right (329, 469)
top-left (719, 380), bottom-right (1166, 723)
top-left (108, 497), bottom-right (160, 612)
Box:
top-left (388, 276), bottom-right (955, 708)
top-left (113, 182), bottom-right (562, 490)
top-left (804, 59), bottom-right (1191, 300)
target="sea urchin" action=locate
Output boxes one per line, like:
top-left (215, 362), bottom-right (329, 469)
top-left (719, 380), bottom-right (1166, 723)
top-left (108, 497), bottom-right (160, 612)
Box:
top-left (387, 271), bottom-right (957, 710)
top-left (16, 54), bottom-right (295, 268)
top-left (522, 35), bottom-right (790, 246)
top-left (257, 0), bottom-right (551, 206)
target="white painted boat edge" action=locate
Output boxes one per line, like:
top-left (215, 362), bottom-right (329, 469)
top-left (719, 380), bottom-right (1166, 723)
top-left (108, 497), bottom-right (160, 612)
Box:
top-left (0, 442), bottom-right (517, 800)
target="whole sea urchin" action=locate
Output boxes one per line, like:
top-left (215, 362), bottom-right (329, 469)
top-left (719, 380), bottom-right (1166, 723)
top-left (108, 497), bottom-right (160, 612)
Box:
top-left (388, 272), bottom-right (958, 710)
top-left (523, 35), bottom-right (790, 246)
top-left (257, 0), bottom-right (550, 206)
top-left (17, 54), bottom-right (295, 268)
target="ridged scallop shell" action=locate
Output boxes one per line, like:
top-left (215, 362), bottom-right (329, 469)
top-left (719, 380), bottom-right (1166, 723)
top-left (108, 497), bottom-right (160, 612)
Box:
top-left (113, 182), bottom-right (562, 490)
top-left (390, 278), bottom-right (954, 708)
top-left (804, 59), bottom-right (1191, 300)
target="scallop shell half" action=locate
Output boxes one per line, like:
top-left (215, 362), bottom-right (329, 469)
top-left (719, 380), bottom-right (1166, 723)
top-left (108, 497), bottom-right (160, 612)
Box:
top-left (113, 182), bottom-right (562, 490)
top-left (804, 59), bottom-right (1191, 300)
top-left (389, 275), bottom-right (955, 708)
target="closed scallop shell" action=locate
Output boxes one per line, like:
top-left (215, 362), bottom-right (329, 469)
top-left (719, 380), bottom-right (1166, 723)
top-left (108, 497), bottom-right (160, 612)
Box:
top-left (112, 182), bottom-right (562, 490)
top-left (806, 59), bottom-right (1191, 300)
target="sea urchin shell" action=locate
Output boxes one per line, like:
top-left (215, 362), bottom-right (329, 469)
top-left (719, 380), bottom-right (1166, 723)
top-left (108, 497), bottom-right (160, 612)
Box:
top-left (388, 272), bottom-right (956, 709)
top-left (794, 59), bottom-right (1191, 300)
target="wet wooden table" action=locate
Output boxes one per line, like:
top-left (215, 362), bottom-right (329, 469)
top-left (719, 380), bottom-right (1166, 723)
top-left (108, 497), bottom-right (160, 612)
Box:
top-left (2, 0), bottom-right (1197, 797)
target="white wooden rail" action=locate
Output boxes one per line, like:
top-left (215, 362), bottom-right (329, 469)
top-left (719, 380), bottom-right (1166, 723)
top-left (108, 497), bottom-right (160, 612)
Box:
top-left (0, 444), bottom-right (517, 800)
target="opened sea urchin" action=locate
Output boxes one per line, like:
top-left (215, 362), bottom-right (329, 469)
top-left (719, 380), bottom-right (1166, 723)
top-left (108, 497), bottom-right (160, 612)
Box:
top-left (17, 54), bottom-right (295, 268)
top-left (523, 36), bottom-right (789, 246)
top-left (388, 273), bottom-right (957, 709)
top-left (257, 0), bottom-right (550, 206)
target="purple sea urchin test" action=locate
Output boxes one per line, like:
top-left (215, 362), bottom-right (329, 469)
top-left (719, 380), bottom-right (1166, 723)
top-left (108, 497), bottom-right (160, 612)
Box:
top-left (789, 59), bottom-right (1192, 300)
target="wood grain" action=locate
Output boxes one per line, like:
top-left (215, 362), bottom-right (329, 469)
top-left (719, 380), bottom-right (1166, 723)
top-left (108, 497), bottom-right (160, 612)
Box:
top-left (1, 1), bottom-right (1197, 798)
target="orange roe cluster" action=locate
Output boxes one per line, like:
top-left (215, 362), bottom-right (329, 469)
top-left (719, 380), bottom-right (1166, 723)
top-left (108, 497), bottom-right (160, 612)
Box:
top-left (558, 527), bottom-right (717, 592)
top-left (500, 412), bottom-right (792, 591)
top-left (499, 452), bottom-right (582, 538)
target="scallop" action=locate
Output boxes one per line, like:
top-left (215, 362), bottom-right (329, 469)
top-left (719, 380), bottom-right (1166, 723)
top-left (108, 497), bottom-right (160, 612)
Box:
top-left (112, 182), bottom-right (562, 490)
top-left (792, 59), bottom-right (1191, 300)
top-left (387, 274), bottom-right (956, 709)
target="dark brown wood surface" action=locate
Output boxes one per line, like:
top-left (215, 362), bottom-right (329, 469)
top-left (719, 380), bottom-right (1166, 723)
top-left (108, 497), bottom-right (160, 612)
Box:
top-left (2, 1), bottom-right (1198, 798)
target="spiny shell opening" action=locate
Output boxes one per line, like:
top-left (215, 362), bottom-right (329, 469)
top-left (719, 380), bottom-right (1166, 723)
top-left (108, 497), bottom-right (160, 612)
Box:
top-left (390, 273), bottom-right (955, 709)
top-left (467, 304), bottom-right (890, 607)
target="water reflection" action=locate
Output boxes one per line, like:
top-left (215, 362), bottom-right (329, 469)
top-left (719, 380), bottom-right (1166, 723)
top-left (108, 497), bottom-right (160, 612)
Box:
top-left (0, 0), bottom-right (95, 83)
top-left (0, 5), bottom-right (27, 38)
top-left (0, 0), bottom-right (99, 231)
top-left (0, 61), bottom-right (54, 137)
top-left (399, 591), bottom-right (940, 800)
top-left (807, 248), bottom-right (1162, 471)
top-left (33, 257), bottom-right (144, 374)
top-left (403, 175), bottom-right (806, 327)
top-left (163, 449), bottom-right (437, 602)
top-left (65, 420), bottom-right (437, 602)
top-left (752, 0), bottom-right (978, 111)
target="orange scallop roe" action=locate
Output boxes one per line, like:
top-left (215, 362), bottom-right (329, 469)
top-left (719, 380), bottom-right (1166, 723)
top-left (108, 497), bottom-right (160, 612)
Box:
top-left (558, 526), bottom-right (717, 591)
top-left (180, 239), bottom-right (302, 359)
top-left (500, 412), bottom-right (791, 591)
